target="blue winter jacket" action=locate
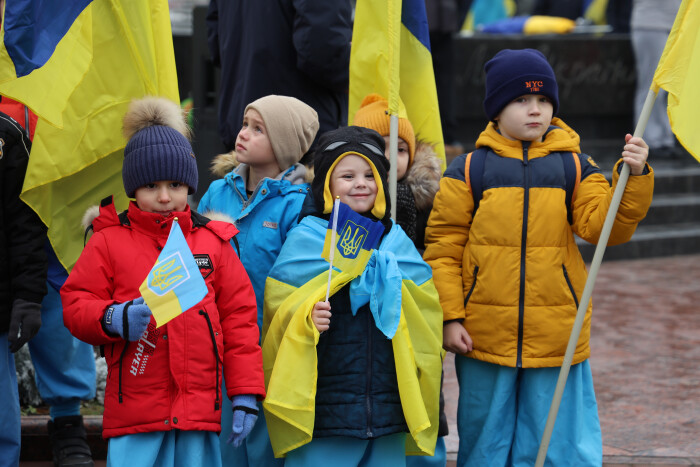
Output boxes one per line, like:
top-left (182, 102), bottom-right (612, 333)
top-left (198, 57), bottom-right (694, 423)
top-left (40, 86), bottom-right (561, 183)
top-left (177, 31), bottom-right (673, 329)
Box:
top-left (197, 163), bottom-right (309, 329)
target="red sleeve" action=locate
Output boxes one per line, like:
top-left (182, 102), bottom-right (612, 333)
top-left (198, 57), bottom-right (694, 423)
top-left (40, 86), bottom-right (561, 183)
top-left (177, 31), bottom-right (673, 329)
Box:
top-left (60, 232), bottom-right (121, 346)
top-left (216, 241), bottom-right (266, 400)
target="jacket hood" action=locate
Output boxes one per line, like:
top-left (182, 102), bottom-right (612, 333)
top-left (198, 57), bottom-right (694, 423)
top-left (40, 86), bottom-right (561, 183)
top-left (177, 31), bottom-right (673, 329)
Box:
top-left (475, 117), bottom-right (581, 158)
top-left (405, 142), bottom-right (442, 211)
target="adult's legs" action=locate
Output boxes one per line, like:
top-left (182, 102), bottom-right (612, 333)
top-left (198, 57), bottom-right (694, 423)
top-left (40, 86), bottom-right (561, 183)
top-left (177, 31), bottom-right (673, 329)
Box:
top-left (0, 334), bottom-right (21, 467)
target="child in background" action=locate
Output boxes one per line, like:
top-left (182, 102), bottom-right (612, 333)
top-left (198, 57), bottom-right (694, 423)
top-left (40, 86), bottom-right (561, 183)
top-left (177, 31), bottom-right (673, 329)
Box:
top-left (354, 94), bottom-right (448, 466)
top-left (61, 97), bottom-right (264, 467)
top-left (196, 95), bottom-right (319, 467)
top-left (353, 93), bottom-right (442, 252)
top-left (424, 49), bottom-right (654, 466)
top-left (261, 126), bottom-right (443, 466)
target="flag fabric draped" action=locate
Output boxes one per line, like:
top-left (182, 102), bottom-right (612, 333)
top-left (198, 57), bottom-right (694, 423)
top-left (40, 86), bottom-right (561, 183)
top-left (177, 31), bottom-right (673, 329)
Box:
top-left (139, 219), bottom-right (207, 328)
top-left (651, 0), bottom-right (700, 163)
top-left (349, 0), bottom-right (446, 167)
top-left (0, 0), bottom-right (180, 271)
top-left (321, 201), bottom-right (385, 278)
top-left (262, 216), bottom-right (443, 458)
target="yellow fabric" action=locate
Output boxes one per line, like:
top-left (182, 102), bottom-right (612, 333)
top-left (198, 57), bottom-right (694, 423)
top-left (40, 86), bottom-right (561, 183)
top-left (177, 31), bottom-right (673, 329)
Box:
top-left (262, 270), bottom-right (442, 457)
top-left (349, 0), bottom-right (446, 168)
top-left (322, 152), bottom-right (387, 219)
top-left (523, 16), bottom-right (576, 35)
top-left (0, 0), bottom-right (179, 271)
top-left (651, 0), bottom-right (700, 163)
top-left (424, 117), bottom-right (654, 368)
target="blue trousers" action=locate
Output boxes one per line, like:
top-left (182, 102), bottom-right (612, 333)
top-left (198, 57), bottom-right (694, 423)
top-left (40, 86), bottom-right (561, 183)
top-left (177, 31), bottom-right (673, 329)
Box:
top-left (29, 284), bottom-right (95, 416)
top-left (0, 333), bottom-right (21, 467)
top-left (454, 356), bottom-right (601, 467)
top-left (107, 430), bottom-right (221, 467)
top-left (219, 379), bottom-right (282, 467)
top-left (285, 433), bottom-right (407, 467)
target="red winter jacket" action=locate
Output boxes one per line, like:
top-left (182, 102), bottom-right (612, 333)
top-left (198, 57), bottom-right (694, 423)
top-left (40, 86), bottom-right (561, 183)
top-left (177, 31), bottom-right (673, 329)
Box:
top-left (61, 198), bottom-right (264, 438)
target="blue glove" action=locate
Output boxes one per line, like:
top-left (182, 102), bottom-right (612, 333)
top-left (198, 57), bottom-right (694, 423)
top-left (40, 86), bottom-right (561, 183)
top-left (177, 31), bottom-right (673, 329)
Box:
top-left (103, 297), bottom-right (152, 341)
top-left (227, 394), bottom-right (259, 447)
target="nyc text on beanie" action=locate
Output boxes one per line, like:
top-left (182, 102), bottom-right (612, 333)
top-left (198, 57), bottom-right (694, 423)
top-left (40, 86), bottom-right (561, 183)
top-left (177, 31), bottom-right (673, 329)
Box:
top-left (483, 48), bottom-right (559, 121)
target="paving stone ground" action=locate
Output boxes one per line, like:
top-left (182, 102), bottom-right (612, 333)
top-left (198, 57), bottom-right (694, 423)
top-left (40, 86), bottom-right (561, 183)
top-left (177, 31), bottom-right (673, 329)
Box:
top-left (443, 254), bottom-right (700, 466)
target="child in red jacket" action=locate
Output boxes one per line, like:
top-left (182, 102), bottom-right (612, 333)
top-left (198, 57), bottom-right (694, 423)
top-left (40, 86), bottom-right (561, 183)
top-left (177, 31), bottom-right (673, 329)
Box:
top-left (61, 97), bottom-right (264, 467)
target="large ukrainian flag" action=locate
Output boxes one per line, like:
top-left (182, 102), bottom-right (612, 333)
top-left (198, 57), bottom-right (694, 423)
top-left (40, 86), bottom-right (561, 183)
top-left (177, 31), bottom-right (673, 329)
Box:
top-left (349, 0), bottom-right (445, 167)
top-left (651, 0), bottom-right (700, 163)
top-left (0, 0), bottom-right (179, 271)
top-left (262, 216), bottom-right (443, 458)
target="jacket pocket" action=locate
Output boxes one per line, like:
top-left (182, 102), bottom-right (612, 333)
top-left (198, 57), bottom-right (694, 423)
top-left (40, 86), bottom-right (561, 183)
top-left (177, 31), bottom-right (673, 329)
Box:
top-left (464, 265), bottom-right (479, 308)
top-left (562, 264), bottom-right (579, 308)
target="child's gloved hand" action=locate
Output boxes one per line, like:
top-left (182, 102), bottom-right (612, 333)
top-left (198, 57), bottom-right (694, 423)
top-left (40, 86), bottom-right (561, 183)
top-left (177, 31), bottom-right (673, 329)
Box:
top-left (103, 297), bottom-right (152, 341)
top-left (8, 298), bottom-right (42, 353)
top-left (227, 394), bottom-right (259, 447)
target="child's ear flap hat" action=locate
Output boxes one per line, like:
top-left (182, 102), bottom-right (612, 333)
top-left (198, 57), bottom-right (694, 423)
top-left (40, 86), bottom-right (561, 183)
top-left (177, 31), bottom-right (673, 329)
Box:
top-left (244, 95), bottom-right (319, 171)
top-left (483, 48), bottom-right (559, 122)
top-left (352, 93), bottom-right (416, 166)
top-left (311, 126), bottom-right (391, 222)
top-left (122, 96), bottom-right (197, 198)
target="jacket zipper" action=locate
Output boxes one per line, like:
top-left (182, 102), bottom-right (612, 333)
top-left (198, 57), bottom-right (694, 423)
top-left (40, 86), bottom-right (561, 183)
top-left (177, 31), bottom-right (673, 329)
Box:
top-left (117, 343), bottom-right (129, 403)
top-left (365, 310), bottom-right (373, 438)
top-left (199, 309), bottom-right (222, 411)
top-left (464, 265), bottom-right (480, 307)
top-left (562, 265), bottom-right (580, 308)
top-left (517, 144), bottom-right (531, 368)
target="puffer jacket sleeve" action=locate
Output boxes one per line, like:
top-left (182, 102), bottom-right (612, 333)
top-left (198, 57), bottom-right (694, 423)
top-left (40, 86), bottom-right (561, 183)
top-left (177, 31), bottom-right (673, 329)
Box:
top-left (572, 156), bottom-right (654, 246)
top-left (292, 0), bottom-right (352, 92)
top-left (216, 240), bottom-right (265, 399)
top-left (423, 157), bottom-right (475, 322)
top-left (61, 231), bottom-right (121, 346)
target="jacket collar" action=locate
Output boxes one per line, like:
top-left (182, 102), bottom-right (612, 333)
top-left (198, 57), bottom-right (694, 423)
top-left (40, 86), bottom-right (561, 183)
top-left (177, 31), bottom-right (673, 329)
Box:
top-left (475, 117), bottom-right (581, 159)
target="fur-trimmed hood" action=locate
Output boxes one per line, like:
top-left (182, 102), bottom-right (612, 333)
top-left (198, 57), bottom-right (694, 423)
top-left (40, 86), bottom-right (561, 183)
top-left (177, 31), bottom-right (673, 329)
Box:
top-left (405, 142), bottom-right (442, 211)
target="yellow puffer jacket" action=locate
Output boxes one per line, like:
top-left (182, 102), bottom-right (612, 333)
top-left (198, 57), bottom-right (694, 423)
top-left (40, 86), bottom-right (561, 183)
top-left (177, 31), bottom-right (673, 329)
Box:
top-left (424, 118), bottom-right (654, 368)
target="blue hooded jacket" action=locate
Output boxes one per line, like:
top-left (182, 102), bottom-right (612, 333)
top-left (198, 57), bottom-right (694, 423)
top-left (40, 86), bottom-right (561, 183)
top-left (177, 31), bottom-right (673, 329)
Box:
top-left (198, 162), bottom-right (309, 329)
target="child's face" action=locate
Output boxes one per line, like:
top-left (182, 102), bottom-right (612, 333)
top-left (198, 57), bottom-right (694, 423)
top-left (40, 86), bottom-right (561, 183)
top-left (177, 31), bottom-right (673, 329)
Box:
top-left (134, 180), bottom-right (189, 216)
top-left (329, 154), bottom-right (378, 214)
top-left (495, 94), bottom-right (553, 142)
top-left (382, 136), bottom-right (410, 180)
top-left (235, 109), bottom-right (279, 171)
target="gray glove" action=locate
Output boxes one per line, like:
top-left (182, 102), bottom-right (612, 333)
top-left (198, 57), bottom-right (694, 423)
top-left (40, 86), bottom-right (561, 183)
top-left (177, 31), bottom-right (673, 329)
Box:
top-left (8, 298), bottom-right (42, 353)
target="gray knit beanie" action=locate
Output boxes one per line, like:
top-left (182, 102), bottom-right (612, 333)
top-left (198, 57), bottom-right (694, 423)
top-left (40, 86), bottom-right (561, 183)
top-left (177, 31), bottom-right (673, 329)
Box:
top-left (244, 95), bottom-right (319, 170)
top-left (121, 97), bottom-right (198, 197)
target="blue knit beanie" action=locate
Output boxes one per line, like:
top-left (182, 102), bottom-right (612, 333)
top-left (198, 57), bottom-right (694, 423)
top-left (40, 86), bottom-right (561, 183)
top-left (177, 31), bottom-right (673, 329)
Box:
top-left (121, 97), bottom-right (198, 198)
top-left (483, 48), bottom-right (559, 122)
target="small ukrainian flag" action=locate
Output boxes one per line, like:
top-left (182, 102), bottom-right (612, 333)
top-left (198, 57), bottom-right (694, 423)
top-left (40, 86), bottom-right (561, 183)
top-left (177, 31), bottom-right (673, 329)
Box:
top-left (322, 201), bottom-right (384, 278)
top-left (139, 219), bottom-right (208, 327)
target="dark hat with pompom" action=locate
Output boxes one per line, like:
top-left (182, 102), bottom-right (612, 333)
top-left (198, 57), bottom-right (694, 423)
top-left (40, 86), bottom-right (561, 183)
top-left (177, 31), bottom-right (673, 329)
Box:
top-left (121, 97), bottom-right (197, 197)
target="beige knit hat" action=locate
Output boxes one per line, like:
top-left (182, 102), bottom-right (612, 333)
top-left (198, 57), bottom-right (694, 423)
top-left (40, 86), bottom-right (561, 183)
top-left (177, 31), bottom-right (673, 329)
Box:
top-left (244, 95), bottom-right (319, 170)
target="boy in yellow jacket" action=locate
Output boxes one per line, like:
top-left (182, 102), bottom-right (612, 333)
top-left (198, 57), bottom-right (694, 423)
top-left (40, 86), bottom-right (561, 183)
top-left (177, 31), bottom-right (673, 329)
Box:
top-left (424, 48), bottom-right (654, 466)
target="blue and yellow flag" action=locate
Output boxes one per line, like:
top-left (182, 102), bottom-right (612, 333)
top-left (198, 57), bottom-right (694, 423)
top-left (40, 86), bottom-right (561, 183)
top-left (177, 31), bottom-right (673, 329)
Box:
top-left (349, 0), bottom-right (446, 167)
top-left (322, 201), bottom-right (384, 278)
top-left (651, 0), bottom-right (700, 163)
top-left (0, 0), bottom-right (179, 272)
top-left (139, 220), bottom-right (207, 328)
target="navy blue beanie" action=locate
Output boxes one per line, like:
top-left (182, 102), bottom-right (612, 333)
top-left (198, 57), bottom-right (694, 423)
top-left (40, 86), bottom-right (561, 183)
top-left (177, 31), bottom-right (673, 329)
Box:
top-left (122, 125), bottom-right (198, 198)
top-left (483, 48), bottom-right (559, 121)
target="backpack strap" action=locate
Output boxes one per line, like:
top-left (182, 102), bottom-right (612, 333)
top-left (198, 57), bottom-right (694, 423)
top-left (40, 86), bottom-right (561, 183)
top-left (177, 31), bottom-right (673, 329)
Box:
top-left (562, 152), bottom-right (581, 224)
top-left (465, 148), bottom-right (487, 216)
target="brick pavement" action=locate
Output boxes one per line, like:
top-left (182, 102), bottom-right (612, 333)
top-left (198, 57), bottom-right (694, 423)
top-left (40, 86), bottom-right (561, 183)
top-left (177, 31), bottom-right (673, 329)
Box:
top-left (443, 254), bottom-right (700, 466)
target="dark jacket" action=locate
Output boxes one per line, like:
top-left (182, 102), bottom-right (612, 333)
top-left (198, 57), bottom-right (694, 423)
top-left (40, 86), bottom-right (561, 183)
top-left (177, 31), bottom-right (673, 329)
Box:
top-left (314, 285), bottom-right (408, 439)
top-left (207, 0), bottom-right (352, 151)
top-left (0, 111), bottom-right (47, 332)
